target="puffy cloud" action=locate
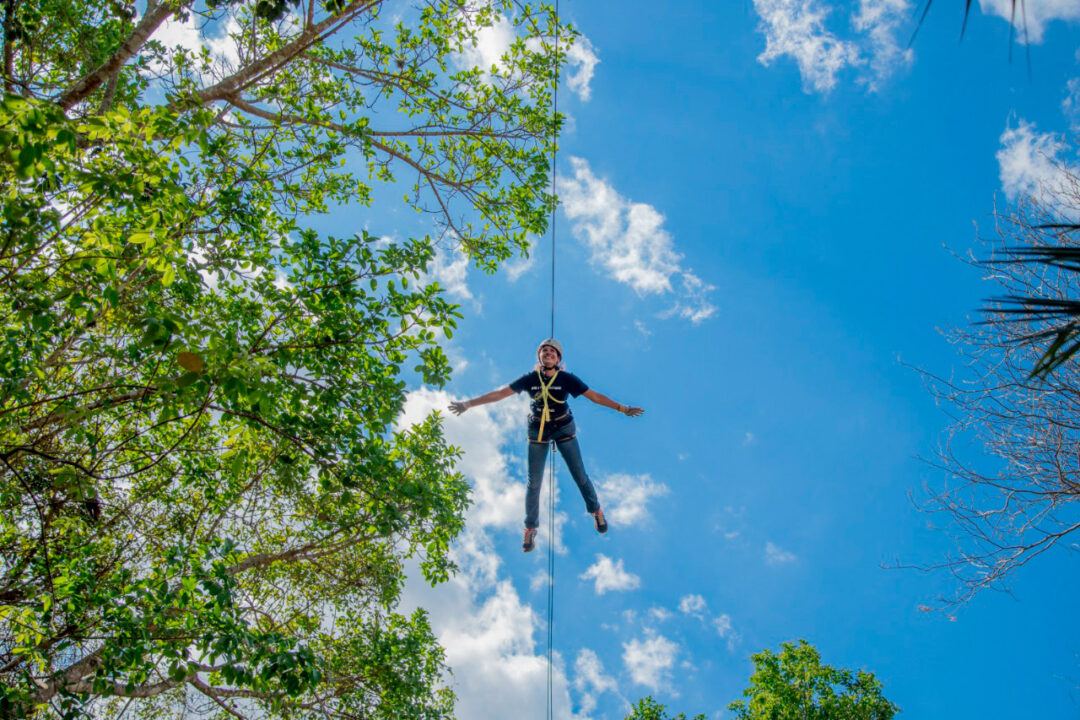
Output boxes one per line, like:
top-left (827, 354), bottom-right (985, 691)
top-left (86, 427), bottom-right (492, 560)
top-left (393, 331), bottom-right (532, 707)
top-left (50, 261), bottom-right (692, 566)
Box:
top-left (530, 569), bottom-right (550, 593)
top-left (149, 11), bottom-right (243, 79)
top-left (661, 272), bottom-right (718, 325)
top-left (574, 648), bottom-right (619, 715)
top-left (566, 35), bottom-right (600, 102)
top-left (765, 541), bottom-right (798, 565)
top-left (580, 554), bottom-right (642, 595)
top-left (622, 632), bottom-right (679, 692)
top-left (504, 251), bottom-right (537, 282)
top-left (428, 243), bottom-right (475, 305)
top-left (399, 388), bottom-right (529, 531)
top-left (752, 0), bottom-right (914, 94)
top-left (396, 388), bottom-right (585, 718)
top-left (714, 613), bottom-right (740, 651)
top-left (852, 0), bottom-right (914, 92)
top-left (752, 0), bottom-right (862, 93)
top-left (597, 473), bottom-right (670, 525)
top-left (558, 157), bottom-right (717, 322)
top-left (675, 595), bottom-right (740, 651)
top-left (648, 607), bottom-right (674, 622)
top-left (558, 157), bottom-right (680, 294)
top-left (455, 13), bottom-right (517, 73)
top-left (677, 594), bottom-right (707, 619)
top-left (1063, 78), bottom-right (1080, 132)
top-left (455, 13), bottom-right (598, 101)
top-left (434, 581), bottom-right (578, 717)
top-left (979, 0), bottom-right (1080, 43)
top-left (996, 120), bottom-right (1073, 203)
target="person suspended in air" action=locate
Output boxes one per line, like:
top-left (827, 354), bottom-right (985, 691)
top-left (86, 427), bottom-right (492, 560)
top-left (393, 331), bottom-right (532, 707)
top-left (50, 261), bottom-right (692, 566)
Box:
top-left (448, 339), bottom-right (644, 552)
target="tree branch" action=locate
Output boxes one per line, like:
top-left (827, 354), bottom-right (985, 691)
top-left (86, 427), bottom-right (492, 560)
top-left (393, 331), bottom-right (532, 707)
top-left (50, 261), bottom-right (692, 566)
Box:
top-left (55, 1), bottom-right (178, 112)
top-left (193, 0), bottom-right (383, 107)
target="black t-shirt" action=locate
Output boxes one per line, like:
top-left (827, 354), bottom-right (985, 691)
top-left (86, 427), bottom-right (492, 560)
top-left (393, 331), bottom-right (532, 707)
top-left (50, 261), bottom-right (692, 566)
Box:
top-left (509, 370), bottom-right (589, 429)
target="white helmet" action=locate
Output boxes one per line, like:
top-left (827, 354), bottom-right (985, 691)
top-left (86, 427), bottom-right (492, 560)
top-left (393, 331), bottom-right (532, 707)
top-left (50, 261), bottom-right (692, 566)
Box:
top-left (536, 338), bottom-right (563, 362)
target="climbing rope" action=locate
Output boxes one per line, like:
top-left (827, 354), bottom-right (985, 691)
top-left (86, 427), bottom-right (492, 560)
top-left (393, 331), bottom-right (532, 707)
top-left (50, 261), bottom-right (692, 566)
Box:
top-left (545, 2), bottom-right (561, 718)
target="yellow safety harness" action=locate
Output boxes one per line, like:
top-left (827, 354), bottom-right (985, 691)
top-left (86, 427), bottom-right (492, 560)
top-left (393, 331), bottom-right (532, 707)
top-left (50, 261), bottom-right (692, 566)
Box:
top-left (534, 369), bottom-right (566, 443)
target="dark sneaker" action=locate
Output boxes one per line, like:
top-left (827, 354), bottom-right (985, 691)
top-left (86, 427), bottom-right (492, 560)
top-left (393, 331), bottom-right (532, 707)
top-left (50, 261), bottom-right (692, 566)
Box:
top-left (592, 508), bottom-right (608, 534)
top-left (522, 527), bottom-right (538, 552)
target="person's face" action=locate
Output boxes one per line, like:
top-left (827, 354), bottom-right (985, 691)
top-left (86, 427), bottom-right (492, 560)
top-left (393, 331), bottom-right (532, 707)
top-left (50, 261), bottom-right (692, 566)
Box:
top-left (539, 345), bottom-right (560, 367)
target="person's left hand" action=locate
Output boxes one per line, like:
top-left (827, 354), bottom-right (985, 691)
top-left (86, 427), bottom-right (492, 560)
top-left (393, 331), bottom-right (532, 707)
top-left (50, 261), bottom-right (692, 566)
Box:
top-left (448, 401), bottom-right (469, 416)
top-left (622, 406), bottom-right (644, 417)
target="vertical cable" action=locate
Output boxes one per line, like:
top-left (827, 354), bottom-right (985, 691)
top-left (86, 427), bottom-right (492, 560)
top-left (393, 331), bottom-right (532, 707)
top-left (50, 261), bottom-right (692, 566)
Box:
top-left (546, 452), bottom-right (555, 720)
top-left (545, 3), bottom-right (560, 719)
top-left (549, 0), bottom-right (559, 342)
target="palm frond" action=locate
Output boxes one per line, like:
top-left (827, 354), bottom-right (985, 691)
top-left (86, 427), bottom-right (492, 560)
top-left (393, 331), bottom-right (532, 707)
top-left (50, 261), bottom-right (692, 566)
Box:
top-left (982, 242), bottom-right (1080, 379)
top-left (911, 0), bottom-right (1023, 49)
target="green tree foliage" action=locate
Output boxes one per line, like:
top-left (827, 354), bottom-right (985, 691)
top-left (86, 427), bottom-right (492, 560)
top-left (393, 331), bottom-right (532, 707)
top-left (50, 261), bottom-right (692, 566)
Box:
top-left (623, 696), bottom-right (705, 720)
top-left (728, 640), bottom-right (899, 720)
top-left (0, 0), bottom-right (568, 716)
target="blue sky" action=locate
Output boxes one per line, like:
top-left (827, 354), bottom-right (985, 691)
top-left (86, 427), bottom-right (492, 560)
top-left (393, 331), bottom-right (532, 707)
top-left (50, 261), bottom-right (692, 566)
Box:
top-left (389, 2), bottom-right (1080, 718)
top-left (158, 0), bottom-right (1080, 717)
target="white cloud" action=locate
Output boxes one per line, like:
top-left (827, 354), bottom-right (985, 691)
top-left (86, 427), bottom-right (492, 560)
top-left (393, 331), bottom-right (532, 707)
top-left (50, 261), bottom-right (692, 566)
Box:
top-left (597, 473), bottom-right (670, 525)
top-left (455, 14), bottom-right (598, 101)
top-left (504, 251), bottom-right (537, 282)
top-left (396, 388), bottom-right (586, 719)
top-left (661, 272), bottom-right (718, 325)
top-left (558, 157), bottom-right (717, 322)
top-left (574, 649), bottom-right (618, 715)
top-left (713, 613), bottom-right (740, 651)
top-left (1063, 78), bottom-right (1080, 132)
top-left (454, 12), bottom-right (515, 73)
top-left (678, 594), bottom-right (708, 619)
top-left (996, 120), bottom-right (1073, 203)
top-left (566, 35), bottom-right (600, 102)
top-left (399, 388), bottom-right (528, 531)
top-left (765, 541), bottom-right (798, 565)
top-left (753, 0), bottom-right (863, 93)
top-left (649, 607), bottom-right (674, 622)
top-left (530, 569), bottom-right (550, 593)
top-left (559, 157), bottom-right (680, 294)
top-left (580, 554), bottom-right (641, 595)
top-left (149, 11), bottom-right (242, 79)
top-left (429, 243), bottom-right (475, 304)
top-left (623, 632), bottom-right (679, 692)
top-left (852, 0), bottom-right (914, 92)
top-left (434, 581), bottom-right (576, 717)
top-left (752, 0), bottom-right (913, 94)
top-left (743, 431), bottom-right (756, 446)
top-left (153, 14), bottom-right (204, 60)
top-left (979, 0), bottom-right (1080, 43)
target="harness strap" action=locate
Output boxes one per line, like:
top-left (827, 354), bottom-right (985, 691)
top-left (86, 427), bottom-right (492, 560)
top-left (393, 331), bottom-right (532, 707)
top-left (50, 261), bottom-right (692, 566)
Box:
top-left (535, 369), bottom-right (566, 443)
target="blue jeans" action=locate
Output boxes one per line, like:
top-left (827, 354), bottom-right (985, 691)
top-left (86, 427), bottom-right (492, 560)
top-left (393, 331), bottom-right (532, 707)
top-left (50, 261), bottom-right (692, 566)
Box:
top-left (525, 421), bottom-right (600, 529)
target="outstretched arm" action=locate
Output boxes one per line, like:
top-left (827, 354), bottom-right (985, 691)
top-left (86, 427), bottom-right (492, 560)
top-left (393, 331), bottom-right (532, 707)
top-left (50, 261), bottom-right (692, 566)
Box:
top-left (582, 389), bottom-right (644, 417)
top-left (448, 386), bottom-right (515, 415)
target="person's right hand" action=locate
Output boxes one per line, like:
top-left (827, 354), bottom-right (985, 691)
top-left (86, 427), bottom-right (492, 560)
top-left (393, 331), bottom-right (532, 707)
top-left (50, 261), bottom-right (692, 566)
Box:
top-left (448, 401), bottom-right (469, 416)
top-left (621, 406), bottom-right (644, 417)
